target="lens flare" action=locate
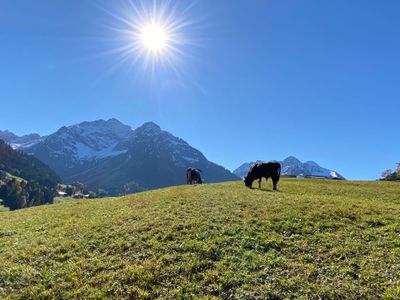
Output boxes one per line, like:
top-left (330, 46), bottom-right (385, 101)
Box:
top-left (101, 0), bottom-right (201, 77)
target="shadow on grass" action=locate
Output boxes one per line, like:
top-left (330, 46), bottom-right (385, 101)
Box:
top-left (248, 187), bottom-right (280, 192)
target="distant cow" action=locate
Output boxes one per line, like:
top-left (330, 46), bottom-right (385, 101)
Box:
top-left (186, 168), bottom-right (203, 184)
top-left (244, 161), bottom-right (281, 190)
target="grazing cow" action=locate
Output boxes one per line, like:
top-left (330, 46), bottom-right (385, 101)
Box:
top-left (244, 161), bottom-right (281, 190)
top-left (186, 168), bottom-right (203, 184)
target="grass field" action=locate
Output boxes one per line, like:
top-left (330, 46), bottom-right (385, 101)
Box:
top-left (53, 196), bottom-right (75, 204)
top-left (1, 179), bottom-right (400, 299)
top-left (0, 204), bottom-right (9, 212)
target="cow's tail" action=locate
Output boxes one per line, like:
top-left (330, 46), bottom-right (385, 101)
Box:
top-left (277, 163), bottom-right (281, 180)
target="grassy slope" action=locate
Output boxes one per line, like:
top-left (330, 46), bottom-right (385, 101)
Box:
top-left (53, 196), bottom-right (75, 204)
top-left (1, 179), bottom-right (400, 299)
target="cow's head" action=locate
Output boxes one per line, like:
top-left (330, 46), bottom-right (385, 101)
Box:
top-left (243, 175), bottom-right (253, 188)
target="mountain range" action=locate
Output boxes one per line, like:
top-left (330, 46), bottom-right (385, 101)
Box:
top-left (233, 156), bottom-right (345, 180)
top-left (0, 130), bottom-right (43, 149)
top-left (1, 119), bottom-right (238, 194)
top-left (1, 120), bottom-right (346, 195)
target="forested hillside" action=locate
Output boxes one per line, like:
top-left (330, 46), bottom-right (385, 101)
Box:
top-left (0, 140), bottom-right (60, 210)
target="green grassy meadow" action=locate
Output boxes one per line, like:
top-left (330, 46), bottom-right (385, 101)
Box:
top-left (1, 179), bottom-right (400, 299)
top-left (53, 196), bottom-right (75, 204)
top-left (0, 204), bottom-right (9, 212)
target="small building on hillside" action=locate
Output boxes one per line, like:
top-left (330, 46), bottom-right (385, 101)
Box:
top-left (56, 190), bottom-right (68, 197)
top-left (72, 193), bottom-right (90, 199)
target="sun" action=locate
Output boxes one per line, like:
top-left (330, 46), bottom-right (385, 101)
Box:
top-left (102, 0), bottom-right (201, 75)
top-left (140, 23), bottom-right (169, 53)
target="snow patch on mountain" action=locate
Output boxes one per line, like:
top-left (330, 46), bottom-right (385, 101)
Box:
top-left (28, 118), bottom-right (135, 164)
top-left (73, 141), bottom-right (128, 160)
top-left (182, 156), bottom-right (200, 164)
top-left (0, 130), bottom-right (44, 149)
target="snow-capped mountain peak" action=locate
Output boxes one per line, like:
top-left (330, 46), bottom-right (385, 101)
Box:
top-left (134, 121), bottom-right (162, 137)
top-left (11, 119), bottom-right (237, 194)
top-left (0, 130), bottom-right (43, 149)
top-left (27, 119), bottom-right (136, 163)
top-left (0, 130), bottom-right (18, 141)
top-left (283, 156), bottom-right (302, 165)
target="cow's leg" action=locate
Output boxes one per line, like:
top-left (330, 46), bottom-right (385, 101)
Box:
top-left (258, 178), bottom-right (262, 189)
top-left (272, 177), bottom-right (278, 190)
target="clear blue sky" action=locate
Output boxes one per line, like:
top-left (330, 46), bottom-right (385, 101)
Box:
top-left (0, 0), bottom-right (399, 180)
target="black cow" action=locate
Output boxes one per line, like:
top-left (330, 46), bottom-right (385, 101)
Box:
top-left (244, 161), bottom-right (281, 190)
top-left (186, 168), bottom-right (203, 184)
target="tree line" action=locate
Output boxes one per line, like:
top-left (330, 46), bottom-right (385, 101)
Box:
top-left (0, 176), bottom-right (55, 210)
top-left (0, 139), bottom-right (59, 210)
top-left (381, 163), bottom-right (400, 181)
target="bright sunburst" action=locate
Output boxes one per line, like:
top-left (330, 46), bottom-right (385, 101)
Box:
top-left (102, 0), bottom-right (199, 76)
top-left (140, 23), bottom-right (168, 53)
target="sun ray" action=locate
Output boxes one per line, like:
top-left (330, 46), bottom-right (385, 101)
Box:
top-left (96, 0), bottom-right (204, 79)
